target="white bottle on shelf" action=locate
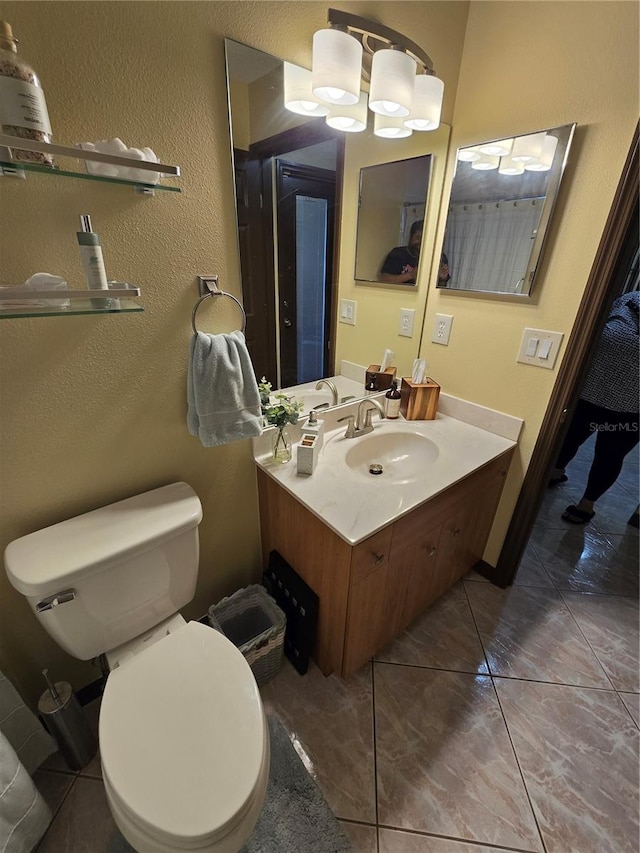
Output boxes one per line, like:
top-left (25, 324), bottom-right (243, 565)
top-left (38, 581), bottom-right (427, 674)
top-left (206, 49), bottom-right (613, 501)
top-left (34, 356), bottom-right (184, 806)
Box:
top-left (76, 215), bottom-right (110, 308)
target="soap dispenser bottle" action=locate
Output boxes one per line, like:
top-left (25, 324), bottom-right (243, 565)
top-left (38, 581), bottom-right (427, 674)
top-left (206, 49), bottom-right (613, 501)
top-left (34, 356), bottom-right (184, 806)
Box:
top-left (384, 380), bottom-right (401, 419)
top-left (301, 409), bottom-right (325, 449)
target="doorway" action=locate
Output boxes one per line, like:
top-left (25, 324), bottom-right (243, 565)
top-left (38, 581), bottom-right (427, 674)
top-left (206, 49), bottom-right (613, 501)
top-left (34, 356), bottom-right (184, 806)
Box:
top-left (276, 161), bottom-right (336, 388)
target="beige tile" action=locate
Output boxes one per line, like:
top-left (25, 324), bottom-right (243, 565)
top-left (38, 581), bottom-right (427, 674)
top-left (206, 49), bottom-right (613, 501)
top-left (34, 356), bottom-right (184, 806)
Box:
top-left (465, 583), bottom-right (610, 687)
top-left (260, 660), bottom-right (375, 823)
top-left (374, 664), bottom-right (542, 851)
top-left (340, 821), bottom-right (377, 853)
top-left (619, 692), bottom-right (640, 727)
top-left (375, 582), bottom-right (487, 674)
top-left (379, 827), bottom-right (525, 852)
top-left (495, 678), bottom-right (639, 853)
top-left (37, 776), bottom-right (132, 852)
top-left (561, 591), bottom-right (639, 692)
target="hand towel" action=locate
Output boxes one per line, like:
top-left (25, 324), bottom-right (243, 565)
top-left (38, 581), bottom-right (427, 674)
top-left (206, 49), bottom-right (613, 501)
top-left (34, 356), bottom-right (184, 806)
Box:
top-left (187, 330), bottom-right (263, 447)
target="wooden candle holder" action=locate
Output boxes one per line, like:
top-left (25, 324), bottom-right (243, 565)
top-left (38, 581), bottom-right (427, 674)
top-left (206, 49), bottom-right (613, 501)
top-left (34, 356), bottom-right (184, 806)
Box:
top-left (365, 364), bottom-right (397, 391)
top-left (399, 378), bottom-right (441, 420)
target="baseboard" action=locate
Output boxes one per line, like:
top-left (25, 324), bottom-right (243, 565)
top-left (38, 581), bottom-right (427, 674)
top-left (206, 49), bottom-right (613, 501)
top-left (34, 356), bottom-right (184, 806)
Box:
top-left (472, 559), bottom-right (510, 588)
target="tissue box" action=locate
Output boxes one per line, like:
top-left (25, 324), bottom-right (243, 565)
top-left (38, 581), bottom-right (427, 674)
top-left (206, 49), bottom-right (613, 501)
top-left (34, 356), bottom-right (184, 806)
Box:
top-left (365, 364), bottom-right (397, 391)
top-left (400, 378), bottom-right (441, 420)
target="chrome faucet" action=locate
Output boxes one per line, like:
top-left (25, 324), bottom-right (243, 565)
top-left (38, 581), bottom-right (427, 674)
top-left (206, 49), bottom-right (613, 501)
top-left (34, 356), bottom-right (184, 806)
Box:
top-left (315, 378), bottom-right (339, 407)
top-left (338, 398), bottom-right (385, 439)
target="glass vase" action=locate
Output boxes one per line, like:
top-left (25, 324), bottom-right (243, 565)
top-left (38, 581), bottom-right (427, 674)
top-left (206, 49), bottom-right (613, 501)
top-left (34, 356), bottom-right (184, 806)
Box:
top-left (271, 426), bottom-right (292, 464)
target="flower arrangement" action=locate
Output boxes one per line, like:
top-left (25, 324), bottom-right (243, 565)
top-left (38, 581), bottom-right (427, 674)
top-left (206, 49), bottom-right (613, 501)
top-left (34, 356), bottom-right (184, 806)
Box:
top-left (258, 378), bottom-right (304, 429)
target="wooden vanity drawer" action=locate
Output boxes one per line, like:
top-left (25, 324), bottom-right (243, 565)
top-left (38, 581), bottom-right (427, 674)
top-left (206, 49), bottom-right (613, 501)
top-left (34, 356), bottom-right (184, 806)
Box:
top-left (351, 527), bottom-right (394, 584)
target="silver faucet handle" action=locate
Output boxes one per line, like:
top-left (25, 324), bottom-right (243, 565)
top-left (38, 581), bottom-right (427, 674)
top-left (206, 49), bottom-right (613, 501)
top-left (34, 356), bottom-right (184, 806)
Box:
top-left (337, 414), bottom-right (356, 438)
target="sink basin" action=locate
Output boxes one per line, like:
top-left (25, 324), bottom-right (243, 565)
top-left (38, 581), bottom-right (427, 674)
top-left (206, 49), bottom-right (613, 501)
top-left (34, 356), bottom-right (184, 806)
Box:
top-left (344, 430), bottom-right (439, 484)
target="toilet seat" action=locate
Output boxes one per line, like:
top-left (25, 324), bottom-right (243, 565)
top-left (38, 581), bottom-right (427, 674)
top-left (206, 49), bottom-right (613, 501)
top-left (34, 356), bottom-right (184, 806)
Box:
top-left (99, 620), bottom-right (268, 849)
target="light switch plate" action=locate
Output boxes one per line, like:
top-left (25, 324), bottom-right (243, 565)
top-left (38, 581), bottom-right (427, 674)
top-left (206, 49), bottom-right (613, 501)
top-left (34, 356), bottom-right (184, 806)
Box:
top-left (339, 299), bottom-right (356, 326)
top-left (517, 328), bottom-right (564, 369)
top-left (432, 313), bottom-right (453, 345)
top-left (398, 308), bottom-right (415, 337)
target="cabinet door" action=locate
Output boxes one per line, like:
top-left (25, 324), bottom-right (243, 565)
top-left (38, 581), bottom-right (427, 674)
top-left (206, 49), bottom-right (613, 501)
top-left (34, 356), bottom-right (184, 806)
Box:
top-left (342, 527), bottom-right (393, 676)
top-left (387, 519), bottom-right (442, 638)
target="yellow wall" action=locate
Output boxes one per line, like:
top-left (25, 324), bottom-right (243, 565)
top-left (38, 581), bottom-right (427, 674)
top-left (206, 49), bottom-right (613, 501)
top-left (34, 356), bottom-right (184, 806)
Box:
top-left (0, 1), bottom-right (469, 707)
top-left (419, 0), bottom-right (639, 563)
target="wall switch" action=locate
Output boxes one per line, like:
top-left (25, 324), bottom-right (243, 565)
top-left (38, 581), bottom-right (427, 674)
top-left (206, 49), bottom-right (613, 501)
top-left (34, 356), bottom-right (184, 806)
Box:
top-left (339, 298), bottom-right (356, 326)
top-left (398, 308), bottom-right (415, 337)
top-left (432, 313), bottom-right (453, 345)
top-left (517, 328), bottom-right (564, 369)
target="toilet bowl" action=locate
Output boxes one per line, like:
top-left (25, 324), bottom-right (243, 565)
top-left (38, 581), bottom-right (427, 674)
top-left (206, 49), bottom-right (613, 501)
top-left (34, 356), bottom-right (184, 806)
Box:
top-left (4, 483), bottom-right (270, 852)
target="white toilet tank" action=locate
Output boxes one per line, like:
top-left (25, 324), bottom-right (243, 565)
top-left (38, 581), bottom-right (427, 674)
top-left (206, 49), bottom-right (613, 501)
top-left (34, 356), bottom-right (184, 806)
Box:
top-left (4, 482), bottom-right (203, 660)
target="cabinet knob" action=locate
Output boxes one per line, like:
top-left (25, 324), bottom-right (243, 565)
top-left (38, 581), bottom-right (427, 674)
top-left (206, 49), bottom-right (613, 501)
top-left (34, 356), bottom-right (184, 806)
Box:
top-left (453, 528), bottom-right (461, 537)
top-left (373, 553), bottom-right (385, 565)
top-left (427, 546), bottom-right (437, 557)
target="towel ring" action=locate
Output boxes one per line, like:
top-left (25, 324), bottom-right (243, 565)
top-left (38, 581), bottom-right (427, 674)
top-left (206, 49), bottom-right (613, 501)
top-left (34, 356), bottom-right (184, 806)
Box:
top-left (191, 279), bottom-right (247, 335)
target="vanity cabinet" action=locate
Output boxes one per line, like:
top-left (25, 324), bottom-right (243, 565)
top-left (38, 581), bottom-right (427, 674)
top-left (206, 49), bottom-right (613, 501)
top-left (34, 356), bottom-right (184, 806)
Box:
top-left (257, 447), bottom-right (513, 678)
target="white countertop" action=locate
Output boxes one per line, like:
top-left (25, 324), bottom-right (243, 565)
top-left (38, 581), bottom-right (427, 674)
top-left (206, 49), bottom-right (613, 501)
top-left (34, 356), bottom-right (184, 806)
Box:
top-left (253, 403), bottom-right (516, 546)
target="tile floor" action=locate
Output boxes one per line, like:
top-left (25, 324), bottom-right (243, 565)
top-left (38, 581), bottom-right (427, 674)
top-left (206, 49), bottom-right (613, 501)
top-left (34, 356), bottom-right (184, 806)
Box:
top-left (34, 436), bottom-right (639, 852)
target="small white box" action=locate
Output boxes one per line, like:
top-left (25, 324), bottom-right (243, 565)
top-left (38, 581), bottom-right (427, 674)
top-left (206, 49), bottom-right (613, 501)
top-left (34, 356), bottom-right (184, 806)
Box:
top-left (296, 434), bottom-right (319, 475)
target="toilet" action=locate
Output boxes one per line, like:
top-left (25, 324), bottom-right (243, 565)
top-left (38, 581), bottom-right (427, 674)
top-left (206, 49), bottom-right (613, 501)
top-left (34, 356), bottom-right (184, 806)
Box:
top-left (4, 482), bottom-right (270, 853)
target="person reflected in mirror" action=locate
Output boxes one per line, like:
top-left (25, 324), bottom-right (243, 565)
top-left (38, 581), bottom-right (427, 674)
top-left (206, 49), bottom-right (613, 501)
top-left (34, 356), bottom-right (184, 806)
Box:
top-left (437, 252), bottom-right (451, 286)
top-left (548, 290), bottom-right (639, 525)
top-left (379, 220), bottom-right (423, 284)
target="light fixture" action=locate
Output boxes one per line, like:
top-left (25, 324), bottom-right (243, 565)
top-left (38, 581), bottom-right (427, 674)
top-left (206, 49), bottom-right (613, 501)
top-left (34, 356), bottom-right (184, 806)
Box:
top-left (368, 49), bottom-right (416, 117)
top-left (283, 62), bottom-right (330, 117)
top-left (374, 112), bottom-right (412, 138)
top-left (471, 154), bottom-right (500, 171)
top-left (511, 131), bottom-right (546, 162)
top-left (312, 27), bottom-right (362, 105)
top-left (325, 93), bottom-right (368, 132)
top-left (405, 73), bottom-right (444, 131)
top-left (499, 155), bottom-right (525, 175)
top-left (308, 8), bottom-right (443, 136)
top-left (478, 137), bottom-right (514, 157)
top-left (457, 147), bottom-right (482, 162)
top-left (524, 134), bottom-right (558, 171)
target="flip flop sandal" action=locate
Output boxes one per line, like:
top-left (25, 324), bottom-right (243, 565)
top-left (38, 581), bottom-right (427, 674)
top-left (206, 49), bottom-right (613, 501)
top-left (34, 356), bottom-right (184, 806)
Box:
top-left (548, 474), bottom-right (568, 487)
top-left (561, 505), bottom-right (595, 524)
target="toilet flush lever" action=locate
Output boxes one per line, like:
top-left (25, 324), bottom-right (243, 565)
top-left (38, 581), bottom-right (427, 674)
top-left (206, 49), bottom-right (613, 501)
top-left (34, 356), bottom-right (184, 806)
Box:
top-left (36, 589), bottom-right (77, 613)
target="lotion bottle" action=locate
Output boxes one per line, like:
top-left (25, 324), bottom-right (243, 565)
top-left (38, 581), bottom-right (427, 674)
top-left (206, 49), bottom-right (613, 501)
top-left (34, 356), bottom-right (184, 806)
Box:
top-left (77, 215), bottom-right (110, 308)
top-left (384, 380), bottom-right (401, 419)
top-left (300, 409), bottom-right (325, 449)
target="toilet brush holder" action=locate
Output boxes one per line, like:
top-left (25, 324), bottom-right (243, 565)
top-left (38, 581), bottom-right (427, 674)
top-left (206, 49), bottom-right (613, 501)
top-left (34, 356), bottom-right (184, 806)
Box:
top-left (37, 669), bottom-right (97, 771)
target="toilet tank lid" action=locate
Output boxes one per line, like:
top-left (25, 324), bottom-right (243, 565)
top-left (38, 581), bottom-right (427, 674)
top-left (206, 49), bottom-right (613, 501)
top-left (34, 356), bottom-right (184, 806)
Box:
top-left (4, 482), bottom-right (203, 597)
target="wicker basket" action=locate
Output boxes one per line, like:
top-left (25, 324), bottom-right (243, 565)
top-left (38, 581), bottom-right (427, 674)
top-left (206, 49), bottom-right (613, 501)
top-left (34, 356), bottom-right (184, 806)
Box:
top-left (208, 584), bottom-right (286, 686)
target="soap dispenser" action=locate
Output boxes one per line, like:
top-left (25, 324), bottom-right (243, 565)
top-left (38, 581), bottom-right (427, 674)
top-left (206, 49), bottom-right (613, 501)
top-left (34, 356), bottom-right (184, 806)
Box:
top-left (384, 380), bottom-right (401, 419)
top-left (300, 409), bottom-right (325, 449)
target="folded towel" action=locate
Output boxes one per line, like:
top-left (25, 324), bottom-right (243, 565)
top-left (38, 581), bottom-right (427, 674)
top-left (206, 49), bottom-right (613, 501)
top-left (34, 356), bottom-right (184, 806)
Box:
top-left (187, 330), bottom-right (263, 447)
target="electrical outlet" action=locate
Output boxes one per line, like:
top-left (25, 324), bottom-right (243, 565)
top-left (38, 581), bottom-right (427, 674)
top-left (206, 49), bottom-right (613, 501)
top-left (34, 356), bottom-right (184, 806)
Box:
top-left (339, 299), bottom-right (356, 326)
top-left (432, 313), bottom-right (453, 345)
top-left (398, 308), bottom-right (415, 337)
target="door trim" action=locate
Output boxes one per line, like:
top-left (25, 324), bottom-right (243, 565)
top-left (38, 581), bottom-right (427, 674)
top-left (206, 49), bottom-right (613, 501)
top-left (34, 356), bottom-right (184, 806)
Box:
top-left (485, 122), bottom-right (639, 586)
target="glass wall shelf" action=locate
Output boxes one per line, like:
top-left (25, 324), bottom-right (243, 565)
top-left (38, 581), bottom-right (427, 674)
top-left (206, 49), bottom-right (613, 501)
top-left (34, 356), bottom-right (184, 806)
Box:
top-left (0, 284), bottom-right (143, 319)
top-left (0, 159), bottom-right (181, 193)
top-left (0, 299), bottom-right (143, 319)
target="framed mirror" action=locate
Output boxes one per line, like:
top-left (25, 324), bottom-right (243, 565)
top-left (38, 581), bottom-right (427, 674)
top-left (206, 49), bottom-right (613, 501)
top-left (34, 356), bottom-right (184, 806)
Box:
top-left (438, 123), bottom-right (576, 296)
top-left (354, 155), bottom-right (432, 285)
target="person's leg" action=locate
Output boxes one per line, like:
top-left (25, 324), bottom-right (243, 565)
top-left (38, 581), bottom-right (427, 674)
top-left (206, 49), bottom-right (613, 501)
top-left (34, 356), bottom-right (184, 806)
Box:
top-left (550, 399), bottom-right (601, 483)
top-left (562, 410), bottom-right (639, 523)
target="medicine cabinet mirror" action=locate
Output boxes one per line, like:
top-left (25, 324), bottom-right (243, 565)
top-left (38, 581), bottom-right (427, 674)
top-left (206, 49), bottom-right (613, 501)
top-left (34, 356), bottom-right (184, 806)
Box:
top-left (354, 155), bottom-right (432, 285)
top-left (438, 122), bottom-right (576, 297)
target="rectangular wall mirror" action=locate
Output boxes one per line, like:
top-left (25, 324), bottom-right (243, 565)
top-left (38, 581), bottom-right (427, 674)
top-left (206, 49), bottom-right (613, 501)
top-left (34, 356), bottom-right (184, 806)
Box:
top-left (438, 123), bottom-right (576, 296)
top-left (354, 154), bottom-right (432, 285)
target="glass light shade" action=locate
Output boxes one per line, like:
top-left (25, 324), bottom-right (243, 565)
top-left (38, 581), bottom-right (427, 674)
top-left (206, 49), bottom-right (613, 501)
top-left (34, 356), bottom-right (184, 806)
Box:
top-left (471, 154), bottom-right (500, 171)
top-left (478, 137), bottom-right (514, 157)
top-left (524, 134), bottom-right (558, 171)
top-left (283, 62), bottom-right (330, 116)
top-left (368, 49), bottom-right (416, 117)
top-left (499, 155), bottom-right (525, 175)
top-left (325, 93), bottom-right (368, 132)
top-left (374, 113), bottom-right (412, 138)
top-left (511, 131), bottom-right (546, 162)
top-left (457, 147), bottom-right (482, 162)
top-left (403, 74), bottom-right (444, 130)
top-left (312, 28), bottom-right (362, 105)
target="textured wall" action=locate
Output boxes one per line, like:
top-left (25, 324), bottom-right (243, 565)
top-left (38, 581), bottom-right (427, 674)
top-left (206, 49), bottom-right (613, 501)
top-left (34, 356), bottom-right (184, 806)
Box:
top-left (0, 1), bottom-right (470, 706)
